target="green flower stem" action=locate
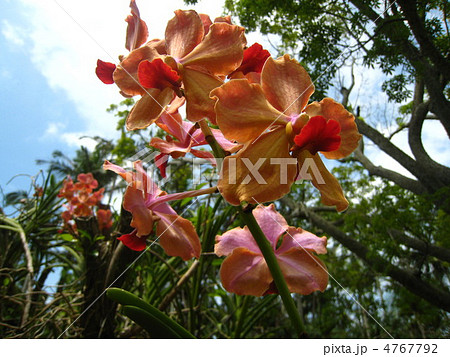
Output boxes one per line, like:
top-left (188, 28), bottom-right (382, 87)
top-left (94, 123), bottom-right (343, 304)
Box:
top-left (238, 206), bottom-right (306, 337)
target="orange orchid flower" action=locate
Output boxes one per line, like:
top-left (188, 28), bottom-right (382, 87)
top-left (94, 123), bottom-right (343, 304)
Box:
top-left (211, 54), bottom-right (361, 211)
top-left (215, 204), bottom-right (328, 296)
top-left (104, 160), bottom-right (215, 259)
top-left (126, 10), bottom-right (246, 129)
top-left (58, 173), bottom-right (111, 234)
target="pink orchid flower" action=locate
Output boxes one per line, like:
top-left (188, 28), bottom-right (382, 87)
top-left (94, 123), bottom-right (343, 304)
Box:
top-left (104, 160), bottom-right (215, 260)
top-left (215, 204), bottom-right (328, 296)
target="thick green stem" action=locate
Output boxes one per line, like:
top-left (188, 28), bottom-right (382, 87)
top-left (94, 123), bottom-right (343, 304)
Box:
top-left (238, 206), bottom-right (306, 337)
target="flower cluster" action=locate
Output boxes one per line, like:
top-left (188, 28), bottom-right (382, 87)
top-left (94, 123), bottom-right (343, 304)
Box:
top-left (97, 1), bottom-right (361, 296)
top-left (58, 173), bottom-right (113, 234)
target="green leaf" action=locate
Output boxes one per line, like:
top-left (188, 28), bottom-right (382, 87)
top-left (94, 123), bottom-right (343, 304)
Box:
top-left (122, 306), bottom-right (183, 338)
top-left (59, 233), bottom-right (75, 242)
top-left (106, 288), bottom-right (195, 338)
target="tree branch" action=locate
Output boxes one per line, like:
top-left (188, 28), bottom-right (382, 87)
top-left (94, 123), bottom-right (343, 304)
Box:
top-left (355, 119), bottom-right (422, 180)
top-left (395, 0), bottom-right (450, 81)
top-left (299, 206), bottom-right (450, 312)
top-left (408, 101), bottom-right (450, 186)
top-left (350, 0), bottom-right (450, 136)
top-left (353, 145), bottom-right (427, 195)
top-left (388, 229), bottom-right (450, 264)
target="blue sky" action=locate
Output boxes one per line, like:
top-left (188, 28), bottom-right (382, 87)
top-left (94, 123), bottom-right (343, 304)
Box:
top-left (0, 0), bottom-right (226, 196)
top-left (1, 0), bottom-right (448, 200)
top-left (1, 1), bottom-right (82, 192)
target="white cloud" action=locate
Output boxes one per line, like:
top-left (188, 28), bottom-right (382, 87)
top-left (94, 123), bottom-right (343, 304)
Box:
top-left (41, 121), bottom-right (97, 150)
top-left (60, 132), bottom-right (98, 151)
top-left (1, 19), bottom-right (26, 47)
top-left (43, 122), bottom-right (65, 137)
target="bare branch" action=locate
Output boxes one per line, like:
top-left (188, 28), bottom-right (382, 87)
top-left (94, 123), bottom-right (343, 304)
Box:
top-left (356, 119), bottom-right (422, 179)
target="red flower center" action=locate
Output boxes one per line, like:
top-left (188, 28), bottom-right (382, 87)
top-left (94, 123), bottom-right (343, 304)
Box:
top-left (293, 115), bottom-right (341, 155)
top-left (229, 43), bottom-right (270, 76)
top-left (138, 58), bottom-right (181, 91)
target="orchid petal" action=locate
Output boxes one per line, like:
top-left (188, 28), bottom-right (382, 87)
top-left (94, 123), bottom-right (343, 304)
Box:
top-left (96, 60), bottom-right (116, 84)
top-left (277, 227), bottom-right (327, 255)
top-left (126, 87), bottom-right (174, 130)
top-left (154, 153), bottom-right (169, 178)
top-left (215, 226), bottom-right (260, 256)
top-left (149, 137), bottom-right (191, 156)
top-left (304, 98), bottom-right (362, 159)
top-left (277, 249), bottom-right (328, 294)
top-left (118, 229), bottom-right (146, 251)
top-left (138, 58), bottom-right (181, 91)
top-left (103, 160), bottom-right (134, 183)
top-left (199, 13), bottom-right (212, 35)
top-left (262, 54), bottom-right (314, 116)
top-left (123, 186), bottom-right (154, 237)
top-left (189, 129), bottom-right (207, 147)
top-left (294, 116), bottom-right (341, 155)
top-left (182, 67), bottom-right (223, 123)
top-left (125, 0), bottom-right (149, 51)
top-left (214, 16), bottom-right (232, 24)
top-left (133, 160), bottom-right (163, 198)
top-left (296, 150), bottom-right (349, 212)
top-left (152, 201), bottom-right (177, 216)
top-left (211, 79), bottom-right (287, 143)
top-left (218, 127), bottom-right (297, 205)
top-left (229, 70), bottom-right (261, 84)
top-left (252, 204), bottom-right (289, 249)
top-left (190, 149), bottom-right (215, 163)
top-left (113, 44), bottom-right (161, 96)
top-left (181, 22), bottom-right (246, 76)
top-left (219, 247), bottom-right (271, 296)
top-left (211, 128), bottom-right (241, 153)
top-left (156, 212), bottom-right (201, 260)
top-left (156, 104), bottom-right (190, 142)
top-left (165, 10), bottom-right (204, 60)
top-left (230, 43), bottom-right (270, 76)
